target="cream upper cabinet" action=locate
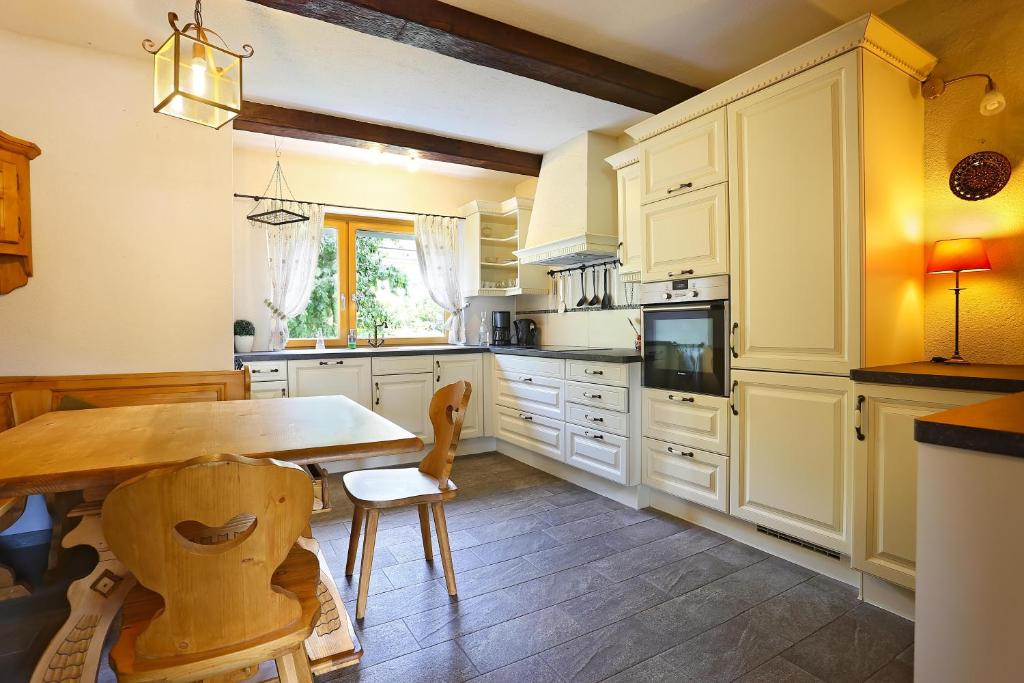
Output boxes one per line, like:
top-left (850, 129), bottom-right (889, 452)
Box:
top-left (616, 159), bottom-right (642, 277)
top-left (373, 372), bottom-right (434, 444)
top-left (639, 108), bottom-right (727, 205)
top-left (435, 354), bottom-right (484, 440)
top-left (852, 383), bottom-right (1001, 590)
top-left (641, 183), bottom-right (728, 282)
top-left (288, 358), bottom-right (372, 407)
top-left (730, 370), bottom-right (853, 553)
top-left (728, 52), bottom-right (862, 376)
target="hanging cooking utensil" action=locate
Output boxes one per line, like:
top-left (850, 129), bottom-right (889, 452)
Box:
top-left (601, 266), bottom-right (612, 309)
top-left (588, 266), bottom-right (601, 306)
top-left (559, 272), bottom-right (568, 313)
top-left (576, 268), bottom-right (588, 308)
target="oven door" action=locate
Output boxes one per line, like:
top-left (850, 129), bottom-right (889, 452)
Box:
top-left (642, 301), bottom-right (729, 396)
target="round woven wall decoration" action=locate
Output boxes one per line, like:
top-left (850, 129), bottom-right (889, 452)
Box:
top-left (949, 151), bottom-right (1011, 201)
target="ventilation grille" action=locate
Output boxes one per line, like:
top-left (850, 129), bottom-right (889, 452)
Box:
top-left (756, 525), bottom-right (841, 560)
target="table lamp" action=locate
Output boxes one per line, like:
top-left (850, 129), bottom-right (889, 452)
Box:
top-left (927, 237), bottom-right (991, 364)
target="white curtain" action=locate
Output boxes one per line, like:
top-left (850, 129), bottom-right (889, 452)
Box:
top-left (264, 204), bottom-right (326, 350)
top-left (414, 215), bottom-right (467, 344)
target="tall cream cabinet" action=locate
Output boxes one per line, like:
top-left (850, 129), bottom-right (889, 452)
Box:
top-left (852, 383), bottom-right (1001, 589)
top-left (604, 147), bottom-right (642, 281)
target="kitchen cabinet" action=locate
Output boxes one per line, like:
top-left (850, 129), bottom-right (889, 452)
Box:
top-left (605, 147), bottom-right (642, 280)
top-left (459, 197), bottom-right (547, 297)
top-left (730, 370), bottom-right (852, 553)
top-left (640, 183), bottom-right (728, 282)
top-left (565, 359), bottom-right (629, 387)
top-left (493, 353), bottom-right (564, 379)
top-left (565, 380), bottom-right (628, 413)
top-left (643, 437), bottom-right (729, 513)
top-left (852, 383), bottom-right (1001, 589)
top-left (565, 402), bottom-right (629, 437)
top-left (288, 358), bottom-right (372, 407)
top-left (435, 354), bottom-right (484, 440)
top-left (494, 404), bottom-right (565, 462)
top-left (493, 371), bottom-right (564, 420)
top-left (250, 380), bottom-right (288, 400)
top-left (372, 355), bottom-right (433, 376)
top-left (566, 424), bottom-right (629, 484)
top-left (0, 131), bottom-right (41, 295)
top-left (639, 108), bottom-right (727, 205)
top-left (641, 388), bottom-right (729, 455)
top-left (373, 372), bottom-right (434, 444)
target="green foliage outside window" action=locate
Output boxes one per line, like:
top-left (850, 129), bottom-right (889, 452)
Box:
top-left (355, 233), bottom-right (408, 337)
top-left (287, 229), bottom-right (339, 339)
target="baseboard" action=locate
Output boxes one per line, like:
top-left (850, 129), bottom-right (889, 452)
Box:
top-left (320, 436), bottom-right (497, 474)
top-left (494, 439), bottom-right (642, 508)
top-left (861, 573), bottom-right (915, 621)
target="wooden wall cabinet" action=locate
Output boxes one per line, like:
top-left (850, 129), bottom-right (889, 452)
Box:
top-left (0, 131), bottom-right (41, 295)
top-left (604, 147), bottom-right (642, 281)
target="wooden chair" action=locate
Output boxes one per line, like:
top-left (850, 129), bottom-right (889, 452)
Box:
top-left (101, 454), bottom-right (321, 682)
top-left (343, 381), bottom-right (472, 619)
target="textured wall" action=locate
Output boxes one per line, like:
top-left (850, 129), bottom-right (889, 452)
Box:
top-left (883, 0), bottom-right (1024, 363)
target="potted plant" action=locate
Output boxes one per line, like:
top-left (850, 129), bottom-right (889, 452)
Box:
top-left (233, 319), bottom-right (256, 353)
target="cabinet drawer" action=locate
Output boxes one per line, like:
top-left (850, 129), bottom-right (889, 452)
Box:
top-left (250, 380), bottom-right (288, 400)
top-left (641, 388), bottom-right (728, 455)
top-left (566, 380), bottom-right (628, 413)
top-left (640, 108), bottom-right (727, 205)
top-left (495, 405), bottom-right (564, 462)
top-left (565, 359), bottom-right (629, 387)
top-left (494, 371), bottom-right (564, 420)
top-left (245, 360), bottom-right (287, 380)
top-left (493, 353), bottom-right (564, 379)
top-left (640, 183), bottom-right (728, 282)
top-left (566, 424), bottom-right (630, 484)
top-left (287, 358), bottom-right (372, 407)
top-left (372, 354), bottom-right (433, 376)
top-left (565, 402), bottom-right (629, 437)
top-left (642, 437), bottom-right (728, 512)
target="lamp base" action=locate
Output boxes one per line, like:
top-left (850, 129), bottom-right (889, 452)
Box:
top-left (936, 354), bottom-right (970, 365)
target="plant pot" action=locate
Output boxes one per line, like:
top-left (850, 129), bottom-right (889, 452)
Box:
top-left (234, 335), bottom-right (255, 353)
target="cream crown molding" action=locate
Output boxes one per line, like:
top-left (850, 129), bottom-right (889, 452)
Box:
top-left (604, 145), bottom-right (640, 170)
top-left (457, 196), bottom-right (533, 218)
top-left (626, 14), bottom-right (937, 143)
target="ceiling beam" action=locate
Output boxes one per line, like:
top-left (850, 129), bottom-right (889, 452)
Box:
top-left (247, 0), bottom-right (700, 113)
top-left (235, 101), bottom-right (543, 176)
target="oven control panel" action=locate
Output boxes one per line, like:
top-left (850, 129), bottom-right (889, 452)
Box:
top-left (640, 274), bottom-right (729, 305)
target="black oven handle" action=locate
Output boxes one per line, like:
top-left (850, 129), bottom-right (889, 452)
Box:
top-left (642, 304), bottom-right (715, 312)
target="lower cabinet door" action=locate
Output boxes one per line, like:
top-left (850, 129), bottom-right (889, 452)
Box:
top-left (641, 388), bottom-right (728, 455)
top-left (436, 354), bottom-right (484, 440)
top-left (250, 380), bottom-right (288, 400)
top-left (494, 405), bottom-right (565, 462)
top-left (373, 373), bottom-right (435, 444)
top-left (565, 424), bottom-right (629, 484)
top-left (287, 358), bottom-right (372, 407)
top-left (494, 371), bottom-right (564, 419)
top-left (730, 370), bottom-right (852, 553)
top-left (642, 437), bottom-right (729, 512)
top-left (852, 383), bottom-right (1001, 590)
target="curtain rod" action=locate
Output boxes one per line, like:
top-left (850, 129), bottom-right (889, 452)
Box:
top-left (233, 193), bottom-right (462, 220)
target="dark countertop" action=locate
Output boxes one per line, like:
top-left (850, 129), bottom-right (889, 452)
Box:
top-left (851, 362), bottom-right (1024, 394)
top-left (488, 346), bottom-right (642, 363)
top-left (915, 392), bottom-right (1024, 460)
top-left (236, 345), bottom-right (641, 364)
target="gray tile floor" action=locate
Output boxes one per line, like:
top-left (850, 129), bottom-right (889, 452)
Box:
top-left (314, 452), bottom-right (914, 683)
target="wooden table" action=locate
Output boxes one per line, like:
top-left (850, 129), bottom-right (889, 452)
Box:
top-left (0, 396), bottom-right (424, 682)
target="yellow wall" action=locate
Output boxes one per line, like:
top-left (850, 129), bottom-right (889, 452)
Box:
top-left (883, 0), bottom-right (1024, 363)
top-left (0, 29), bottom-right (234, 375)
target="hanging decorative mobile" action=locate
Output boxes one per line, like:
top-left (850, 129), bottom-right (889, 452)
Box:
top-left (143, 0), bottom-right (253, 129)
top-left (246, 143), bottom-right (310, 227)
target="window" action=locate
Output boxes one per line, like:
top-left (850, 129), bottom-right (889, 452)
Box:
top-left (286, 216), bottom-right (446, 346)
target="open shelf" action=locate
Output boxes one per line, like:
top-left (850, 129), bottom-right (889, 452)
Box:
top-left (481, 261), bottom-right (518, 268)
top-left (481, 234), bottom-right (519, 245)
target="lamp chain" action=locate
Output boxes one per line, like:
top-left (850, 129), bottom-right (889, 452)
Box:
top-left (194, 0), bottom-right (203, 29)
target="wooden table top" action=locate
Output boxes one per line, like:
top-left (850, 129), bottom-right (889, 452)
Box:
top-left (0, 396), bottom-right (424, 496)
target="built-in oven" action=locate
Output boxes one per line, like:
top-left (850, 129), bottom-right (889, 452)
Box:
top-left (641, 275), bottom-right (729, 397)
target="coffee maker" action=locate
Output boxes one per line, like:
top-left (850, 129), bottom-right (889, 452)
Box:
top-left (513, 318), bottom-right (539, 347)
top-left (491, 311), bottom-right (512, 346)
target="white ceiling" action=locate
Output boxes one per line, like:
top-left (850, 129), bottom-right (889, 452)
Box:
top-left (1, 0), bottom-right (905, 154)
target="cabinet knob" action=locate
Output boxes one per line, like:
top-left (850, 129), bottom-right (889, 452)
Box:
top-left (666, 446), bottom-right (694, 457)
top-left (520, 414), bottom-right (533, 421)
top-left (522, 377), bottom-right (533, 382)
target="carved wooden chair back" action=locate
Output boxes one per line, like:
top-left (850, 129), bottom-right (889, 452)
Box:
top-left (418, 381), bottom-right (472, 490)
top-left (101, 454), bottom-right (313, 660)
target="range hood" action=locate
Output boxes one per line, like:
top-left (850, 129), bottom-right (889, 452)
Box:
top-left (515, 132), bottom-right (621, 266)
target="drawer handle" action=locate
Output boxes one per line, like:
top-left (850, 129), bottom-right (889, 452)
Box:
top-left (584, 369), bottom-right (604, 376)
top-left (437, 359), bottom-right (441, 383)
top-left (666, 182), bottom-right (693, 194)
top-left (666, 269), bottom-right (695, 278)
top-left (582, 392), bottom-right (602, 399)
top-left (252, 368), bottom-right (279, 374)
top-left (666, 446), bottom-right (694, 457)
top-left (584, 431), bottom-right (604, 440)
top-left (375, 382), bottom-right (380, 406)
top-left (730, 380), bottom-right (738, 416)
top-left (667, 394), bottom-right (694, 403)
top-left (522, 376), bottom-right (533, 383)
top-left (855, 394), bottom-right (866, 441)
top-left (585, 414), bottom-right (604, 423)
top-left (520, 414), bottom-right (533, 421)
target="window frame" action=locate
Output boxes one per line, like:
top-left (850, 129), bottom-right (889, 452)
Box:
top-left (286, 215), bottom-right (448, 348)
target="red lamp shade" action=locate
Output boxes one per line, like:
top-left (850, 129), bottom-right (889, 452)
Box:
top-left (927, 238), bottom-right (991, 274)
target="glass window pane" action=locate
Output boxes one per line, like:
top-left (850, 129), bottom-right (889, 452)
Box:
top-left (288, 228), bottom-right (340, 339)
top-left (355, 231), bottom-right (445, 338)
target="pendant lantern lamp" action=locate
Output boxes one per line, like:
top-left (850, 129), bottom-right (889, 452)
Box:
top-left (142, 0), bottom-right (253, 129)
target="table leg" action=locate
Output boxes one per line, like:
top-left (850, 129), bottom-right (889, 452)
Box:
top-left (296, 535), bottom-right (363, 675)
top-left (30, 507), bottom-right (135, 683)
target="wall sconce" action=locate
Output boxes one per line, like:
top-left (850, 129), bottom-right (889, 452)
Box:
top-left (922, 73), bottom-right (1006, 116)
top-left (927, 237), bottom-right (991, 364)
